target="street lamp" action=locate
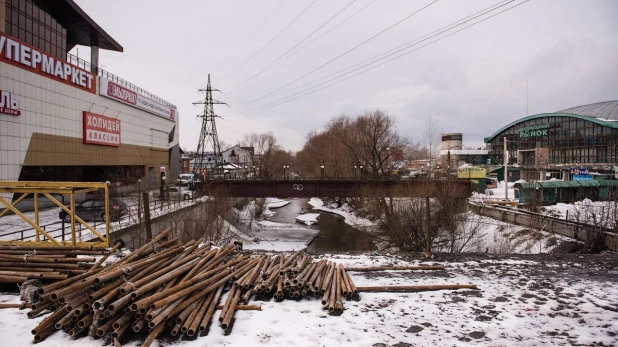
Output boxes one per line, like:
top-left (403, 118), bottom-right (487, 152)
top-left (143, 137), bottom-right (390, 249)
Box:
top-left (283, 165), bottom-right (289, 179)
top-left (252, 165), bottom-right (256, 180)
top-left (359, 165), bottom-right (363, 179)
top-left (320, 165), bottom-right (325, 180)
top-left (354, 165), bottom-right (357, 180)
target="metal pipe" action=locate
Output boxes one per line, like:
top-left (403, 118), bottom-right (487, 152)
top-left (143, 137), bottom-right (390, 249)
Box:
top-left (356, 284), bottom-right (478, 292)
top-left (220, 288), bottom-right (242, 330)
top-left (199, 285), bottom-right (224, 332)
top-left (187, 292), bottom-right (212, 336)
top-left (335, 264), bottom-right (343, 312)
top-left (346, 271), bottom-right (358, 296)
top-left (345, 265), bottom-right (446, 271)
top-left (142, 321), bottom-right (164, 347)
top-left (215, 305), bottom-right (262, 311)
top-left (340, 266), bottom-right (352, 297)
top-left (89, 241), bottom-right (122, 272)
top-left (321, 263), bottom-right (336, 294)
top-left (0, 302), bottom-right (31, 309)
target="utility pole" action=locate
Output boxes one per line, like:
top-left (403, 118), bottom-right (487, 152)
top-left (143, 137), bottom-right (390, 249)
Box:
top-left (193, 74), bottom-right (227, 176)
top-left (504, 137), bottom-right (508, 200)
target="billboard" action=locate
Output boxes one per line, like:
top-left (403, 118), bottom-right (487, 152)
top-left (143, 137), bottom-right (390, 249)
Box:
top-left (457, 166), bottom-right (486, 179)
top-left (99, 77), bottom-right (176, 121)
top-left (0, 32), bottom-right (96, 94)
top-left (569, 168), bottom-right (589, 175)
top-left (83, 112), bottom-right (121, 147)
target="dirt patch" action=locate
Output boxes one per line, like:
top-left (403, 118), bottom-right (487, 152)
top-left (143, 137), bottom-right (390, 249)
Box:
top-left (406, 325), bottom-right (424, 333)
top-left (469, 331), bottom-right (486, 339)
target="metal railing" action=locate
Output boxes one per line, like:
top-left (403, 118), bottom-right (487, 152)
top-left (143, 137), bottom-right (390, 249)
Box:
top-left (0, 187), bottom-right (197, 243)
top-left (66, 52), bottom-right (177, 110)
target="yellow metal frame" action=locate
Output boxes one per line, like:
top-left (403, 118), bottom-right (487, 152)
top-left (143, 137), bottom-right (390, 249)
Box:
top-left (0, 182), bottom-right (110, 247)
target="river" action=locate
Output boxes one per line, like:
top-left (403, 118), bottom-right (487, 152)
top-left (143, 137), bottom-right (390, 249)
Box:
top-left (267, 198), bottom-right (376, 252)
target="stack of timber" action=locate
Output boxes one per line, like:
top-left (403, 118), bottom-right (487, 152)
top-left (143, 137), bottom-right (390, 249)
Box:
top-left (23, 230), bottom-right (476, 346)
top-left (0, 246), bottom-right (107, 284)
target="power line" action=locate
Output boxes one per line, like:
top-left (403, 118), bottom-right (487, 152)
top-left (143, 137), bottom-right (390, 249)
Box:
top-left (249, 0), bottom-right (514, 103)
top-left (243, 0), bottom-right (440, 107)
top-left (225, 0), bottom-right (359, 94)
top-left (278, 0), bottom-right (381, 67)
top-left (219, 0), bottom-right (288, 85)
top-left (249, 0), bottom-right (530, 112)
top-left (221, 0), bottom-right (320, 87)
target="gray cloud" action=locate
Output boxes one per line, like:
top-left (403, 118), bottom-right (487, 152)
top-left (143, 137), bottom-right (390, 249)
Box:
top-left (74, 0), bottom-right (618, 152)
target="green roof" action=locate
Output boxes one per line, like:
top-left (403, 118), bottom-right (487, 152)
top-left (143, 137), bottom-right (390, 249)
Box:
top-left (514, 180), bottom-right (610, 189)
top-left (484, 113), bottom-right (618, 143)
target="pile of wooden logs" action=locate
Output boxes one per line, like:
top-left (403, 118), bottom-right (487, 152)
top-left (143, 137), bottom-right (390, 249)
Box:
top-left (0, 246), bottom-right (104, 284)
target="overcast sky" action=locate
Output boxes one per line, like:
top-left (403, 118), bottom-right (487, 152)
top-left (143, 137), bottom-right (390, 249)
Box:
top-left (74, 0), bottom-right (618, 152)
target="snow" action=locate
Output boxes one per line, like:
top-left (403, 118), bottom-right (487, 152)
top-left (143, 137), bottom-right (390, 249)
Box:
top-left (1, 253), bottom-right (617, 346)
top-left (308, 198), bottom-right (374, 227)
top-left (265, 198), bottom-right (291, 209)
top-left (541, 199), bottom-right (618, 230)
top-left (243, 220), bottom-right (318, 252)
top-left (295, 213), bottom-right (320, 226)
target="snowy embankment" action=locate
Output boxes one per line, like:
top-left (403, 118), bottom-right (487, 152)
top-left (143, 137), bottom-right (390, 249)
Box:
top-left (308, 197), bottom-right (374, 227)
top-left (230, 199), bottom-right (318, 252)
top-left (309, 198), bottom-right (568, 254)
top-left (1, 253), bottom-right (616, 346)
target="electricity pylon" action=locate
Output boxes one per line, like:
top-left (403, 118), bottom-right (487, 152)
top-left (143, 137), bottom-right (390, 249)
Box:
top-left (193, 74), bottom-right (227, 174)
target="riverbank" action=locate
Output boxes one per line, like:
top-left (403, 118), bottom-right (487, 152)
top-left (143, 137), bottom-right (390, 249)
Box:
top-left (2, 251), bottom-right (615, 347)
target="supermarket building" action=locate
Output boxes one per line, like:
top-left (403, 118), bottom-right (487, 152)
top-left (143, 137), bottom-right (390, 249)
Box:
top-left (0, 0), bottom-right (180, 192)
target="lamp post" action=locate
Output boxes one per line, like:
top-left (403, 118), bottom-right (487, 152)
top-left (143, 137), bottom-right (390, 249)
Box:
top-left (252, 165), bottom-right (256, 180)
top-left (320, 165), bottom-right (325, 180)
top-left (359, 165), bottom-right (363, 179)
top-left (354, 165), bottom-right (357, 180)
top-left (137, 179), bottom-right (142, 222)
top-left (283, 165), bottom-right (289, 180)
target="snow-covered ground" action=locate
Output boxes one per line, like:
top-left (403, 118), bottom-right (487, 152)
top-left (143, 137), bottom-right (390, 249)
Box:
top-left (543, 199), bottom-right (617, 230)
top-left (1, 252), bottom-right (616, 347)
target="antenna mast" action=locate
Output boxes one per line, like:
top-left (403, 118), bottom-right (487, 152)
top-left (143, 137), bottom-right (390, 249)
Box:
top-left (193, 74), bottom-right (227, 174)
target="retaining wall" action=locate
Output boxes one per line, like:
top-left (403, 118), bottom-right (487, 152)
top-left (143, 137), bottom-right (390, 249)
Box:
top-left (468, 202), bottom-right (618, 251)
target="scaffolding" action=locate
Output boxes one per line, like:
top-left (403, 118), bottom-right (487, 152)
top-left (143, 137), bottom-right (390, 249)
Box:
top-left (0, 182), bottom-right (110, 247)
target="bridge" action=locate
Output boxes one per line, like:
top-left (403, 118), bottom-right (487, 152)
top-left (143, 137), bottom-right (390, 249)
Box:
top-left (196, 179), bottom-right (471, 198)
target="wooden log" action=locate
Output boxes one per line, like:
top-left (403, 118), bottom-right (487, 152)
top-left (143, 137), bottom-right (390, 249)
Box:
top-left (356, 284), bottom-right (477, 292)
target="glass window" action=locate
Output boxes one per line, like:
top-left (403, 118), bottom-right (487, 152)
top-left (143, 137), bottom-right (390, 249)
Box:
top-left (19, 0), bottom-right (26, 12)
top-left (18, 28), bottom-right (25, 41)
top-left (33, 23), bottom-right (38, 36)
top-left (26, 1), bottom-right (32, 16)
top-left (19, 13), bottom-right (25, 27)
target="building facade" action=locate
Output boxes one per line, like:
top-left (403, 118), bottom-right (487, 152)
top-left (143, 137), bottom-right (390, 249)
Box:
top-left (0, 0), bottom-right (180, 191)
top-left (484, 101), bottom-right (618, 181)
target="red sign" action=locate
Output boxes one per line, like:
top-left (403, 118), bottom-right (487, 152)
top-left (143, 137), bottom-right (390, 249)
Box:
top-left (0, 32), bottom-right (96, 94)
top-left (105, 80), bottom-right (138, 105)
top-left (83, 112), bottom-right (121, 147)
top-left (0, 90), bottom-right (20, 116)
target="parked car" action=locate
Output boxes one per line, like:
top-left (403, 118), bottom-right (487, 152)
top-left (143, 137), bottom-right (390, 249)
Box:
top-left (163, 186), bottom-right (194, 200)
top-left (58, 197), bottom-right (127, 222)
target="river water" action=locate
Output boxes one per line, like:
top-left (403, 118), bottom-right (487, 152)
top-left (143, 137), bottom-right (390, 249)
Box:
top-left (267, 198), bottom-right (376, 252)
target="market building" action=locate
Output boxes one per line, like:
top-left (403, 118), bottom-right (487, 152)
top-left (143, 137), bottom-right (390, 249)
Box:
top-left (484, 100), bottom-right (618, 182)
top-left (0, 0), bottom-right (181, 191)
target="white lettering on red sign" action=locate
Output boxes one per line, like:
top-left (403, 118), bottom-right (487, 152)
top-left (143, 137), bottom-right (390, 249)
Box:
top-left (0, 32), bottom-right (96, 94)
top-left (83, 111), bottom-right (121, 147)
top-left (0, 90), bottom-right (20, 116)
top-left (107, 81), bottom-right (138, 105)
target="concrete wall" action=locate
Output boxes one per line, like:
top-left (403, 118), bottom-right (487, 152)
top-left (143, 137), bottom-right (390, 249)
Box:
top-left (108, 201), bottom-right (207, 249)
top-left (468, 202), bottom-right (618, 251)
